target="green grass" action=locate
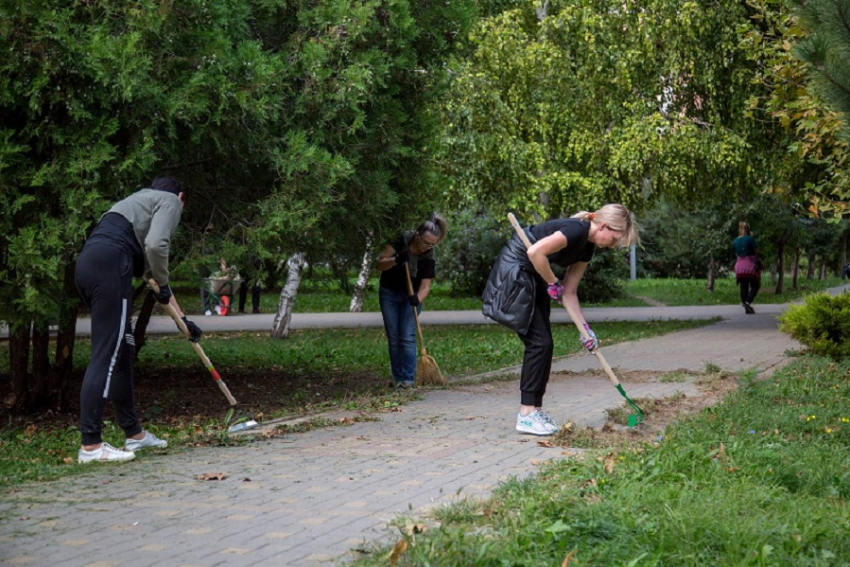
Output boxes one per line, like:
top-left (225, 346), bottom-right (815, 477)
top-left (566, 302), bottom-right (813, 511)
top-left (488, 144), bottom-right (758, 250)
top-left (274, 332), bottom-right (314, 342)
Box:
top-left (174, 275), bottom-right (848, 315)
top-left (624, 276), bottom-right (846, 307)
top-left (0, 319), bottom-right (713, 488)
top-left (351, 356), bottom-right (850, 566)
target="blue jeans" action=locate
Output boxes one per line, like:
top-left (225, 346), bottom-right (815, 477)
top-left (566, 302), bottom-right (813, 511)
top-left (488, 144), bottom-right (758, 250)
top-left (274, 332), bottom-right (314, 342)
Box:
top-left (379, 287), bottom-right (420, 384)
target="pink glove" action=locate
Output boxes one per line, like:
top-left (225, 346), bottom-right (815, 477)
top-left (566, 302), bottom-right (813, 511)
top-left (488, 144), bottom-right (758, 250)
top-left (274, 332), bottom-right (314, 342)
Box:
top-left (547, 281), bottom-right (564, 303)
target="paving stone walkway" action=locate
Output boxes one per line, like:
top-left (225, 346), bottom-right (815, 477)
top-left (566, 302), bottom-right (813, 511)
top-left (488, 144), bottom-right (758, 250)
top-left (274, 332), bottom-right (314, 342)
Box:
top-left (3, 289), bottom-right (846, 567)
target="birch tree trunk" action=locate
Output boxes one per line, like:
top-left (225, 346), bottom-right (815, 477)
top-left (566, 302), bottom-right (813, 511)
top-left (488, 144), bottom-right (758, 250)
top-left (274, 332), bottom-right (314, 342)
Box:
top-left (705, 254), bottom-right (715, 292)
top-left (349, 239), bottom-right (374, 313)
top-left (272, 253), bottom-right (305, 339)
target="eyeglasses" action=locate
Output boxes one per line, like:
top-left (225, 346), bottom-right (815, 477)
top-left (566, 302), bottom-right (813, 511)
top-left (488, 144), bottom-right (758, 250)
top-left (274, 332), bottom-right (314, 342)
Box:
top-left (418, 234), bottom-right (439, 249)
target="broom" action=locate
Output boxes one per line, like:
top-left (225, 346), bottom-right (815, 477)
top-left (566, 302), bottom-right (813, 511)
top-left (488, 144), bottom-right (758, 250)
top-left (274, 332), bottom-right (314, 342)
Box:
top-left (404, 264), bottom-right (448, 386)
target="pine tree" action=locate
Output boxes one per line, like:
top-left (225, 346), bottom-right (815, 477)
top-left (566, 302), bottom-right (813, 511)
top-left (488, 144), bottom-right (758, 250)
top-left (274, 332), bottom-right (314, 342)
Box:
top-left (793, 0), bottom-right (850, 131)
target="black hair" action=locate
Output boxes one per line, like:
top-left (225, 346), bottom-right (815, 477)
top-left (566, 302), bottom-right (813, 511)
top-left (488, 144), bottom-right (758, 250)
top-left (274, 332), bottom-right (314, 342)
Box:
top-left (150, 176), bottom-right (182, 197)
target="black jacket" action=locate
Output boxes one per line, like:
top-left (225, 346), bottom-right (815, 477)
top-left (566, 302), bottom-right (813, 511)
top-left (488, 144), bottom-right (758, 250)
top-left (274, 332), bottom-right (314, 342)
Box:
top-left (481, 228), bottom-right (538, 334)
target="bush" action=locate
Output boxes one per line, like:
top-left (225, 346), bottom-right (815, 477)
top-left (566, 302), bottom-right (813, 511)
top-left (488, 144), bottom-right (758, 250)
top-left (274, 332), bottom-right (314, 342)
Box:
top-left (438, 209), bottom-right (508, 297)
top-left (569, 248), bottom-right (627, 304)
top-left (779, 292), bottom-right (850, 359)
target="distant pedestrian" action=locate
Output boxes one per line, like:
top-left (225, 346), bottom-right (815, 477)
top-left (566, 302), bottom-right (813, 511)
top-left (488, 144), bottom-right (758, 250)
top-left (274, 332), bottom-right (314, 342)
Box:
top-left (843, 263), bottom-right (850, 280)
top-left (75, 177), bottom-right (202, 463)
top-left (376, 214), bottom-right (447, 388)
top-left (733, 221), bottom-right (761, 314)
top-left (482, 205), bottom-right (639, 436)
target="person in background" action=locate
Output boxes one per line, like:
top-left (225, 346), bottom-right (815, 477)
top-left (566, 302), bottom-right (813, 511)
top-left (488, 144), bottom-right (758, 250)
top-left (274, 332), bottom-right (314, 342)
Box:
top-left (376, 214), bottom-right (448, 388)
top-left (74, 176), bottom-right (202, 463)
top-left (482, 205), bottom-right (639, 436)
top-left (733, 221), bottom-right (761, 314)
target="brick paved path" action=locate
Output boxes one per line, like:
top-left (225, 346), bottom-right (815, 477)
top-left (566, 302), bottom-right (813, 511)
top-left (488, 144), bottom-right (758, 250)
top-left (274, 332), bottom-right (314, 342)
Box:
top-left (2, 291), bottom-right (840, 567)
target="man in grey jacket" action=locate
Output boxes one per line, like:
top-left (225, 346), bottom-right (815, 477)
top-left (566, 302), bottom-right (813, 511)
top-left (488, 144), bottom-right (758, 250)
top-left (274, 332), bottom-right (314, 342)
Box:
top-left (75, 176), bottom-right (202, 463)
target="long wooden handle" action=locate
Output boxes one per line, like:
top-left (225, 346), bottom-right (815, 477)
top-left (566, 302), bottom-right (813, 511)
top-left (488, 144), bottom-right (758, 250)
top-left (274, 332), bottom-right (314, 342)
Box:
top-left (403, 264), bottom-right (428, 356)
top-left (148, 279), bottom-right (238, 405)
top-left (507, 213), bottom-right (621, 387)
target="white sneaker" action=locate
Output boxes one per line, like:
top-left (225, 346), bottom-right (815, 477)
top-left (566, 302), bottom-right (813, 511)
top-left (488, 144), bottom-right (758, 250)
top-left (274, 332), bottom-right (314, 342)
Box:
top-left (516, 411), bottom-right (558, 436)
top-left (78, 442), bottom-right (136, 464)
top-left (125, 431), bottom-right (168, 452)
top-left (536, 410), bottom-right (558, 428)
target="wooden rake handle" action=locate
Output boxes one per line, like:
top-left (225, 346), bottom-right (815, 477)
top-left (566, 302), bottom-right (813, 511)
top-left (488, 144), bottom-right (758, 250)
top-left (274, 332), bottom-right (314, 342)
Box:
top-left (403, 264), bottom-right (428, 357)
top-left (148, 279), bottom-right (238, 405)
top-left (507, 213), bottom-right (621, 388)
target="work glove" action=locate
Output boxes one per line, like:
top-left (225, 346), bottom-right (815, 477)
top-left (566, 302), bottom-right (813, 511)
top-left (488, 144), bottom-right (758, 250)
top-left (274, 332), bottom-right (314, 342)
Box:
top-left (394, 248), bottom-right (410, 265)
top-left (153, 283), bottom-right (173, 304)
top-left (180, 316), bottom-right (203, 342)
top-left (546, 281), bottom-right (564, 303)
top-left (408, 294), bottom-right (420, 307)
top-left (579, 323), bottom-right (598, 353)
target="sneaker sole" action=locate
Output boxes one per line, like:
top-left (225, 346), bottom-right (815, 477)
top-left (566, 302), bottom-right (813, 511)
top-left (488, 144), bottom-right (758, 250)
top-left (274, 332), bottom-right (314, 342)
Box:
top-left (516, 425), bottom-right (557, 436)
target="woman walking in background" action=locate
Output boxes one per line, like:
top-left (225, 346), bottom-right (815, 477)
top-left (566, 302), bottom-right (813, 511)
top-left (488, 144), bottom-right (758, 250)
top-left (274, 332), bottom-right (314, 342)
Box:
top-left (733, 221), bottom-right (761, 314)
top-left (376, 215), bottom-right (448, 388)
top-left (483, 205), bottom-right (639, 436)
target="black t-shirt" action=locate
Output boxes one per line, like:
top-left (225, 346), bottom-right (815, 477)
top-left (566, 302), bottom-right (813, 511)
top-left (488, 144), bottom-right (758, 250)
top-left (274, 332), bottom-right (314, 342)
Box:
top-left (379, 231), bottom-right (436, 294)
top-left (529, 218), bottom-right (595, 267)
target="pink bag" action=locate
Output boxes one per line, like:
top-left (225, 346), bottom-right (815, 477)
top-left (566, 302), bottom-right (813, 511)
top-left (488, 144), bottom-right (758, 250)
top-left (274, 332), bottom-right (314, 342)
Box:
top-left (735, 255), bottom-right (759, 279)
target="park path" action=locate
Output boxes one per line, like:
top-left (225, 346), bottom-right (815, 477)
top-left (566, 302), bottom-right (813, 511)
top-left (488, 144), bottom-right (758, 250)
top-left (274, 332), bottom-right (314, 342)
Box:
top-left (2, 287), bottom-right (847, 567)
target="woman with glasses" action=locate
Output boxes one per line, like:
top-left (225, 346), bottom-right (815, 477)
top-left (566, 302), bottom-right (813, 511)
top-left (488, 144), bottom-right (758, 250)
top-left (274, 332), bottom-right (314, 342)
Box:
top-left (483, 205), bottom-right (639, 436)
top-left (376, 214), bottom-right (447, 388)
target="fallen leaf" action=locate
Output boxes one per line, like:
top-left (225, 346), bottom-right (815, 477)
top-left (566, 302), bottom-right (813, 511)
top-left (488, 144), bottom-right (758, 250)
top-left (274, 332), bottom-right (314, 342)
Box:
top-left (24, 425), bottom-right (36, 438)
top-left (405, 522), bottom-right (427, 536)
top-left (537, 440), bottom-right (555, 448)
top-left (603, 454), bottom-right (615, 474)
top-left (390, 407), bottom-right (403, 413)
top-left (562, 549), bottom-right (578, 566)
top-left (197, 472), bottom-right (228, 481)
top-left (242, 477), bottom-right (252, 482)
top-left (531, 459), bottom-right (545, 466)
top-left (388, 539), bottom-right (408, 567)
top-left (63, 457), bottom-right (74, 465)
top-left (255, 412), bottom-right (264, 420)
top-left (727, 467), bottom-right (739, 473)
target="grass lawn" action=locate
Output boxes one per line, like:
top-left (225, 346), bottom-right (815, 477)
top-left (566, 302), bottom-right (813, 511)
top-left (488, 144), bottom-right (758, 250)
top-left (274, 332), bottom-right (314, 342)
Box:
top-left (173, 275), bottom-right (848, 315)
top-left (0, 319), bottom-right (713, 488)
top-left (351, 355), bottom-right (850, 566)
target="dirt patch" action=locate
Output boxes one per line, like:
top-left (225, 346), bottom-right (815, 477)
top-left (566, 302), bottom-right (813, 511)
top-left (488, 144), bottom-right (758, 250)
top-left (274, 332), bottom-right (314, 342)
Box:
top-left (551, 369), bottom-right (739, 449)
top-left (0, 367), bottom-right (394, 434)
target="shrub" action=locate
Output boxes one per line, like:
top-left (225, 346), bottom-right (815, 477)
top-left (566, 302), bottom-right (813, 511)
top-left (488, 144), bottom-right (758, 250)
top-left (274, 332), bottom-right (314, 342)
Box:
top-left (438, 209), bottom-right (508, 297)
top-left (778, 292), bottom-right (850, 359)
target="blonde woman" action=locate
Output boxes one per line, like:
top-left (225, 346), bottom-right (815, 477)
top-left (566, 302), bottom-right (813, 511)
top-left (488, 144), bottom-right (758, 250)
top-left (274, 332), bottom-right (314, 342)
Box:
top-left (483, 205), bottom-right (639, 435)
top-left (733, 221), bottom-right (761, 314)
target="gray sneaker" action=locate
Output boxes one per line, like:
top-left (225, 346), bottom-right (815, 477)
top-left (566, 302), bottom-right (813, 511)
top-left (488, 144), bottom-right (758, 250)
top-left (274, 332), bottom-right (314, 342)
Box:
top-left (78, 442), bottom-right (135, 464)
top-left (516, 411), bottom-right (558, 436)
top-left (125, 431), bottom-right (168, 452)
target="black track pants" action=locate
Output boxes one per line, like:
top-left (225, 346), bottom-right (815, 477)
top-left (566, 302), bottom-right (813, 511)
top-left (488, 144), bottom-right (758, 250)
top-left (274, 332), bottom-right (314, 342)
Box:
top-left (517, 278), bottom-right (553, 407)
top-left (738, 277), bottom-right (760, 305)
top-left (75, 243), bottom-right (142, 446)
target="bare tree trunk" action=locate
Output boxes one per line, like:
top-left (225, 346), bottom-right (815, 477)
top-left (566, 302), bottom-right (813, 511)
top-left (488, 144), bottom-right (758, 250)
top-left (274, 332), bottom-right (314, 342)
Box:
top-left (29, 322), bottom-right (51, 406)
top-left (349, 239), bottom-right (374, 312)
top-left (775, 239), bottom-right (785, 294)
top-left (9, 323), bottom-right (30, 411)
top-left (819, 257), bottom-right (827, 280)
top-left (272, 253), bottom-right (305, 339)
top-left (792, 245), bottom-right (801, 290)
top-left (50, 310), bottom-right (78, 411)
top-left (705, 255), bottom-right (715, 292)
top-left (806, 254), bottom-right (817, 279)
